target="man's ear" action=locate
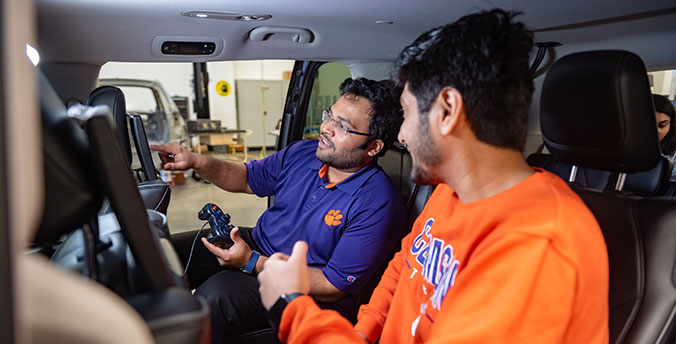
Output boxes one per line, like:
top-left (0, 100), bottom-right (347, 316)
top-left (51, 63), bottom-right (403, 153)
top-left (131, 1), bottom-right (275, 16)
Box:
top-left (366, 139), bottom-right (384, 157)
top-left (437, 87), bottom-right (464, 136)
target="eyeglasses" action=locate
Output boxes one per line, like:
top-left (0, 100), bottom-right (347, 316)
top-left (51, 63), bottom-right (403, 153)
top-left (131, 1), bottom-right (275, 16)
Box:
top-left (321, 110), bottom-right (370, 136)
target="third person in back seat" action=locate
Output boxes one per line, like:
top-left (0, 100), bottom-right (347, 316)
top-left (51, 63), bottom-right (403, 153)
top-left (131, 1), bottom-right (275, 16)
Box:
top-left (653, 94), bottom-right (676, 180)
top-left (257, 9), bottom-right (609, 343)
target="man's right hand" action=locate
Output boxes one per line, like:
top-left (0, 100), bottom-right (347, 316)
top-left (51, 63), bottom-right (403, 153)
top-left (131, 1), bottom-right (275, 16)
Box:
top-left (258, 241), bottom-right (310, 310)
top-left (150, 142), bottom-right (200, 171)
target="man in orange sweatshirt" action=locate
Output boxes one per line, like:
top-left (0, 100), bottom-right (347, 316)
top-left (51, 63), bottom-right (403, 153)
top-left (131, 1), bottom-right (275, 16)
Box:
top-left (257, 9), bottom-right (609, 343)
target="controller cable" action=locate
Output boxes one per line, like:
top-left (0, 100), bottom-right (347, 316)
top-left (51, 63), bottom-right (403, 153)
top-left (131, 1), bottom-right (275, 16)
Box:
top-left (183, 222), bottom-right (209, 276)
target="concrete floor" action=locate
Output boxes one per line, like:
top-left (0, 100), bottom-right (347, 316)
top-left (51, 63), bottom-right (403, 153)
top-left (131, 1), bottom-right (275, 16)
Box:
top-left (165, 148), bottom-right (275, 234)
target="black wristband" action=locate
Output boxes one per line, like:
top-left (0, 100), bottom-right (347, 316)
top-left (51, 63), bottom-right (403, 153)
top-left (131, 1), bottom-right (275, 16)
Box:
top-left (267, 292), bottom-right (304, 330)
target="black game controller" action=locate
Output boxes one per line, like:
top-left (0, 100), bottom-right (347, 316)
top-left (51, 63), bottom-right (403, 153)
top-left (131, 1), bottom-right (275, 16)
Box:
top-left (198, 203), bottom-right (235, 249)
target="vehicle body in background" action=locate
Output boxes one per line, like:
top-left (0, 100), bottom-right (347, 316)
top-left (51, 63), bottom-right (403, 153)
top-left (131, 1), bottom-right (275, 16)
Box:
top-left (99, 78), bottom-right (187, 145)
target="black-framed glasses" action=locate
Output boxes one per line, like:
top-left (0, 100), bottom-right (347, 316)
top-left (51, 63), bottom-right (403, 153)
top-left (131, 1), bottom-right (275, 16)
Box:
top-left (321, 110), bottom-right (370, 136)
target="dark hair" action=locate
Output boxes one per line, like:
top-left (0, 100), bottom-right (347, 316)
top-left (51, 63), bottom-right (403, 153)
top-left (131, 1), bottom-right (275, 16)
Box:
top-left (339, 77), bottom-right (403, 157)
top-left (654, 94), bottom-right (676, 155)
top-left (395, 9), bottom-right (534, 151)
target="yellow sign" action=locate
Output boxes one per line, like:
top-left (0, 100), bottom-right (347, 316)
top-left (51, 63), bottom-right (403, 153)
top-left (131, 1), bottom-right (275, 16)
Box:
top-left (215, 80), bottom-right (231, 97)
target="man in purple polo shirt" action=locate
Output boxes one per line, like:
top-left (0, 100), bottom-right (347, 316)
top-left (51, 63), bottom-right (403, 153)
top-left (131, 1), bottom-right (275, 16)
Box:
top-left (152, 77), bottom-right (406, 343)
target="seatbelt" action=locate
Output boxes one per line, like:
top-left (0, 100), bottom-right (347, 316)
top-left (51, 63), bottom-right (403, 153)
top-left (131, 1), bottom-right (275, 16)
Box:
top-left (535, 143), bottom-right (546, 154)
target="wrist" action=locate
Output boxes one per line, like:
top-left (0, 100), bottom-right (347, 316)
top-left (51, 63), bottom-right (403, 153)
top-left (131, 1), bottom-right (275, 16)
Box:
top-left (253, 255), bottom-right (267, 274)
top-left (192, 152), bottom-right (206, 170)
top-left (241, 250), bottom-right (260, 274)
top-left (267, 292), bottom-right (304, 330)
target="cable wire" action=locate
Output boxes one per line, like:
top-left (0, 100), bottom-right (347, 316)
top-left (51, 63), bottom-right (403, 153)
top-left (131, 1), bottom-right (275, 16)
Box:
top-left (183, 222), bottom-right (209, 276)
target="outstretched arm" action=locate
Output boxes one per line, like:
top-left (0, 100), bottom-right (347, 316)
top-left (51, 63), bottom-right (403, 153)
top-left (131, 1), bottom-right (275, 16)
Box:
top-left (151, 142), bottom-right (252, 193)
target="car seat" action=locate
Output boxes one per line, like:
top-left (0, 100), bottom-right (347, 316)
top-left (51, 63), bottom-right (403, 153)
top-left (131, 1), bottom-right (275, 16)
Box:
top-left (88, 85), bottom-right (132, 164)
top-left (527, 151), bottom-right (675, 197)
top-left (540, 50), bottom-right (676, 343)
top-left (37, 72), bottom-right (210, 343)
top-left (355, 142), bottom-right (435, 316)
top-left (88, 85), bottom-right (171, 214)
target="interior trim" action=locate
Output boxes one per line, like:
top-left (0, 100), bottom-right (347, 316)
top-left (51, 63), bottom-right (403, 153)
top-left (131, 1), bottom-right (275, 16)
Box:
top-left (0, 0), bottom-right (16, 341)
top-left (534, 7), bottom-right (676, 32)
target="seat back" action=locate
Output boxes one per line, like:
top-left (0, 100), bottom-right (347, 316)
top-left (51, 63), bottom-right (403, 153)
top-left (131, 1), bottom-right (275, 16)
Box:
top-left (623, 157), bottom-right (674, 197)
top-left (128, 114), bottom-right (172, 214)
top-left (526, 153), bottom-right (614, 190)
top-left (128, 114), bottom-right (160, 181)
top-left (38, 73), bottom-right (209, 343)
top-left (88, 86), bottom-right (132, 165)
top-left (527, 152), bottom-right (674, 197)
top-left (37, 74), bottom-right (103, 243)
top-left (357, 142), bottom-right (435, 314)
top-left (380, 142), bottom-right (413, 201)
top-left (541, 50), bottom-right (676, 343)
top-left (88, 86), bottom-right (171, 214)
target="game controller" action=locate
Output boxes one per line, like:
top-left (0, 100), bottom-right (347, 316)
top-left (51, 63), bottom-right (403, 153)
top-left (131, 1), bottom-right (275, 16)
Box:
top-left (198, 203), bottom-right (235, 249)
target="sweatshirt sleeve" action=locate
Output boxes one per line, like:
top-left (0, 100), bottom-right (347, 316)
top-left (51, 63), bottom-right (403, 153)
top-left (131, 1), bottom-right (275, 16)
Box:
top-left (425, 232), bottom-right (577, 343)
top-left (279, 296), bottom-right (365, 344)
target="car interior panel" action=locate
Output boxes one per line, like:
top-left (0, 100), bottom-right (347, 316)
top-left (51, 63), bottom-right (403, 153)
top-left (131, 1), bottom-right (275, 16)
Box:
top-left (129, 114), bottom-right (161, 182)
top-left (87, 85), bottom-right (133, 165)
top-left (4, 1), bottom-right (676, 343)
top-left (128, 113), bottom-right (172, 214)
top-left (86, 85), bottom-right (172, 214)
top-left (527, 153), bottom-right (676, 197)
top-left (539, 49), bottom-right (676, 344)
top-left (36, 71), bottom-right (210, 343)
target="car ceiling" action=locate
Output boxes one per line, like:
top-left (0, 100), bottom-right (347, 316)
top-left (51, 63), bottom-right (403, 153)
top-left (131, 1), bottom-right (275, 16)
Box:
top-left (37, 0), bottom-right (676, 69)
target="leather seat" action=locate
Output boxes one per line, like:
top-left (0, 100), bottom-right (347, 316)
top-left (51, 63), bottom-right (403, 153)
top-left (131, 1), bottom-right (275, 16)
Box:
top-left (87, 86), bottom-right (171, 214)
top-left (540, 49), bottom-right (676, 343)
top-left (356, 142), bottom-right (435, 314)
top-left (527, 153), bottom-right (675, 197)
top-left (38, 72), bottom-right (209, 343)
top-left (88, 86), bottom-right (132, 165)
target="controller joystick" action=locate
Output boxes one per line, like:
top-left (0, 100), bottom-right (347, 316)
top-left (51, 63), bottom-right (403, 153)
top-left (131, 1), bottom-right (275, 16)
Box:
top-left (198, 203), bottom-right (235, 249)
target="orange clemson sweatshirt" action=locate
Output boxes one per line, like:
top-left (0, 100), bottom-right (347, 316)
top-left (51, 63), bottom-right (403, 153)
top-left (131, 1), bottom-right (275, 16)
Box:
top-left (279, 170), bottom-right (609, 343)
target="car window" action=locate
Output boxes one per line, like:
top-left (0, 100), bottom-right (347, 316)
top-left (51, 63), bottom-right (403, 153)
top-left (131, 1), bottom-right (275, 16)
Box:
top-left (98, 60), bottom-right (294, 230)
top-left (119, 86), bottom-right (160, 114)
top-left (303, 63), bottom-right (351, 140)
top-left (649, 69), bottom-right (676, 100)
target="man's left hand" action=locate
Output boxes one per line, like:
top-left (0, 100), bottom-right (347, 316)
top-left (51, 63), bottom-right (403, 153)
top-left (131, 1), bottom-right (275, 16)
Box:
top-left (201, 227), bottom-right (252, 268)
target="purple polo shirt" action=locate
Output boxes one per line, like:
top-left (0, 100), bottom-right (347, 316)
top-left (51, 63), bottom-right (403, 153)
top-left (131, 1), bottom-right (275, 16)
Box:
top-left (245, 140), bottom-right (405, 313)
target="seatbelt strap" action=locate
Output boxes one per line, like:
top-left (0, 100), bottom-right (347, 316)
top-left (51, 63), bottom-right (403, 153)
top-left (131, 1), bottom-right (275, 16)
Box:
top-left (536, 143), bottom-right (546, 154)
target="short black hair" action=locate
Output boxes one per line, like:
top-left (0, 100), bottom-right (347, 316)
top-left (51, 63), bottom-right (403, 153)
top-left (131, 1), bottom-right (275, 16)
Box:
top-left (654, 94), bottom-right (676, 155)
top-left (395, 9), bottom-right (534, 151)
top-left (339, 77), bottom-right (402, 157)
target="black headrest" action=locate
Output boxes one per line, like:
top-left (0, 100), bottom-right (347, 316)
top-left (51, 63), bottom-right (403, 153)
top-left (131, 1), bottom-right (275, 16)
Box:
top-left (37, 72), bottom-right (103, 243)
top-left (88, 86), bottom-right (131, 165)
top-left (540, 50), bottom-right (660, 173)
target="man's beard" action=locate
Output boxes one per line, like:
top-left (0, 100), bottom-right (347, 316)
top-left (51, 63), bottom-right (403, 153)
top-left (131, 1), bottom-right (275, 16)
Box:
top-left (409, 118), bottom-right (442, 185)
top-left (316, 146), bottom-right (369, 170)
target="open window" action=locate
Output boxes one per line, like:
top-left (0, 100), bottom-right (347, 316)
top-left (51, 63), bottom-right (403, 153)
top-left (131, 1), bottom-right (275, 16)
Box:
top-left (278, 61), bottom-right (351, 149)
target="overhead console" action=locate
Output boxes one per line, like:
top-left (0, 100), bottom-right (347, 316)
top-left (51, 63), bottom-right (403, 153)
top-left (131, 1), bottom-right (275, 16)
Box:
top-left (161, 41), bottom-right (216, 55)
top-left (151, 36), bottom-right (224, 57)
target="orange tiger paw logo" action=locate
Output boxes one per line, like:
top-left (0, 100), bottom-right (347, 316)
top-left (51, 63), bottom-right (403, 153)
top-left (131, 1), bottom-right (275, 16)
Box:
top-left (324, 209), bottom-right (343, 226)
